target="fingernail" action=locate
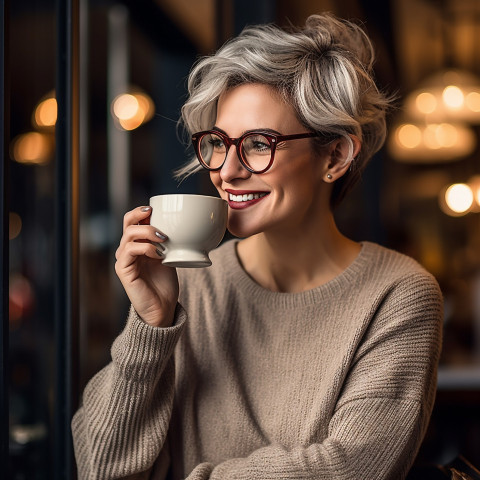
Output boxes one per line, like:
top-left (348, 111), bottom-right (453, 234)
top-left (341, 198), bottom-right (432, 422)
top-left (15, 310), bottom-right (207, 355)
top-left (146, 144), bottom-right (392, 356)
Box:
top-left (155, 231), bottom-right (167, 240)
top-left (141, 206), bottom-right (151, 212)
top-left (156, 248), bottom-right (164, 257)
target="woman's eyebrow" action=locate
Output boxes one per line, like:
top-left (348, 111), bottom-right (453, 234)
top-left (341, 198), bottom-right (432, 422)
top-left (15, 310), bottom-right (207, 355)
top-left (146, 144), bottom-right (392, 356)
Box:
top-left (244, 128), bottom-right (282, 135)
top-left (212, 126), bottom-right (227, 135)
top-left (212, 126), bottom-right (282, 136)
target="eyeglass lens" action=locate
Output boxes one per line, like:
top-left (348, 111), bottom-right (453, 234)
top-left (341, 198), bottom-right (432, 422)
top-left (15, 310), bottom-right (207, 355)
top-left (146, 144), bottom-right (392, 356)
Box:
top-left (199, 132), bottom-right (272, 172)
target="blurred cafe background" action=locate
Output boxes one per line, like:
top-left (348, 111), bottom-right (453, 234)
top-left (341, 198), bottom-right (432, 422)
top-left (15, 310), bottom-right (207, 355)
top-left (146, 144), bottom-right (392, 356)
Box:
top-left (2, 0), bottom-right (480, 477)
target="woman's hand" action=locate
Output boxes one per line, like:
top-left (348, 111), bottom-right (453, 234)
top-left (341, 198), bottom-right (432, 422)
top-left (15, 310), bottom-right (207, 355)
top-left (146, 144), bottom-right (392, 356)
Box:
top-left (115, 206), bottom-right (179, 328)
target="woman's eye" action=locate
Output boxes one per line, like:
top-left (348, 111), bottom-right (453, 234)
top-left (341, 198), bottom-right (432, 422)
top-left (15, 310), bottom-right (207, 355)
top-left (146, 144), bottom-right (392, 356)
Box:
top-left (247, 135), bottom-right (270, 153)
top-left (208, 139), bottom-right (225, 149)
top-left (253, 141), bottom-right (269, 151)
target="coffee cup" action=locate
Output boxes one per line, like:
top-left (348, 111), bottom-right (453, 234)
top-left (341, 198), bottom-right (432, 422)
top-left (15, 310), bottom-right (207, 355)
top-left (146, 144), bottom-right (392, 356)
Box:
top-left (149, 194), bottom-right (228, 268)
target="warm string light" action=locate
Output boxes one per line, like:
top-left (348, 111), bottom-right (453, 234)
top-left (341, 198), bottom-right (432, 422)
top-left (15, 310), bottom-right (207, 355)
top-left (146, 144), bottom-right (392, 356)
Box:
top-left (404, 70), bottom-right (480, 124)
top-left (412, 85), bottom-right (480, 118)
top-left (390, 70), bottom-right (480, 164)
top-left (389, 121), bottom-right (476, 162)
top-left (393, 71), bottom-right (480, 217)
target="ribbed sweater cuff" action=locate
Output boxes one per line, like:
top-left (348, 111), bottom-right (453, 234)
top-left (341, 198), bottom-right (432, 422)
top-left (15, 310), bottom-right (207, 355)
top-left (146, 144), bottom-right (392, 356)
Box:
top-left (111, 304), bottom-right (187, 383)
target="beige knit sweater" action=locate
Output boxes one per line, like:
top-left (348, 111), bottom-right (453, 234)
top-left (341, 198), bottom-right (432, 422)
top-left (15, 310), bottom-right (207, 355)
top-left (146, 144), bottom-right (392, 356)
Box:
top-left (72, 240), bottom-right (443, 480)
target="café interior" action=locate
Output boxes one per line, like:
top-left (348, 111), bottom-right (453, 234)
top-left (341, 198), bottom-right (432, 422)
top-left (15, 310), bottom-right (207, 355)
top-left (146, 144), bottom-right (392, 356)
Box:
top-left (5, 0), bottom-right (480, 477)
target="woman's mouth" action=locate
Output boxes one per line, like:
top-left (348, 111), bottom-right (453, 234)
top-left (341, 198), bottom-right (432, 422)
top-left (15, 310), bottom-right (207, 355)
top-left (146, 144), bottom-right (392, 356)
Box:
top-left (227, 191), bottom-right (269, 209)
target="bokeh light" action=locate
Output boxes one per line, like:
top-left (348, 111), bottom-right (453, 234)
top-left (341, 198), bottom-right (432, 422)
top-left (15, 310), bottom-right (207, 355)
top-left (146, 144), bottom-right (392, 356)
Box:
top-left (9, 274), bottom-right (35, 328)
top-left (423, 124), bottom-right (441, 149)
top-left (9, 212), bottom-right (22, 240)
top-left (435, 123), bottom-right (458, 148)
top-left (444, 183), bottom-right (473, 214)
top-left (396, 124), bottom-right (422, 149)
top-left (113, 94), bottom-right (139, 120)
top-left (442, 85), bottom-right (464, 109)
top-left (34, 96), bottom-right (57, 128)
top-left (475, 186), bottom-right (480, 208)
top-left (111, 90), bottom-right (155, 131)
top-left (465, 92), bottom-right (480, 112)
top-left (11, 132), bottom-right (54, 165)
top-left (416, 92), bottom-right (437, 114)
top-left (390, 121), bottom-right (476, 162)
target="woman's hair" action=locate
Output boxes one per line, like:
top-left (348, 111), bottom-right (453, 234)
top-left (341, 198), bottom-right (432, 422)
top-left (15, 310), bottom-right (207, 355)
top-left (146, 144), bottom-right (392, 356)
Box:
top-left (176, 13), bottom-right (392, 207)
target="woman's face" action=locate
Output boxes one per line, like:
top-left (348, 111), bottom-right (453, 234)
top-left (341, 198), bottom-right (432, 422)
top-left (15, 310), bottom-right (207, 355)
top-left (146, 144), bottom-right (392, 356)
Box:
top-left (210, 83), bottom-right (331, 238)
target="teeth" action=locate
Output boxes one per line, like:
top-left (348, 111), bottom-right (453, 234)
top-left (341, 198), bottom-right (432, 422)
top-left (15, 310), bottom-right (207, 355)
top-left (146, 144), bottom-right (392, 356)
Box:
top-left (229, 192), bottom-right (267, 202)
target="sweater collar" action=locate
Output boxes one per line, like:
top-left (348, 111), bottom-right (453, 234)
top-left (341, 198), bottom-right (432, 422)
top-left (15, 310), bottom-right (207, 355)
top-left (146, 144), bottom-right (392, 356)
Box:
top-left (214, 239), bottom-right (376, 309)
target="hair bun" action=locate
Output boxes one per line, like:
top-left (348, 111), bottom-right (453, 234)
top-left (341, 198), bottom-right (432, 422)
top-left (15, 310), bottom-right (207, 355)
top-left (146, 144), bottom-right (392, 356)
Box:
top-left (304, 14), bottom-right (375, 72)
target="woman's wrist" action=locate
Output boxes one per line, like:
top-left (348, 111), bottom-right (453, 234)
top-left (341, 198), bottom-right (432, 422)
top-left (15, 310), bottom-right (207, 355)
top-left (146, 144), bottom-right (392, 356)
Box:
top-left (111, 305), bottom-right (186, 379)
top-left (139, 305), bottom-right (176, 328)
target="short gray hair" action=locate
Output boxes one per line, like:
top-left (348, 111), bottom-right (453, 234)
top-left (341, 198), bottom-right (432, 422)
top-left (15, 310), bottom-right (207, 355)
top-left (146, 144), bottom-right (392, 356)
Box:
top-left (176, 13), bottom-right (392, 207)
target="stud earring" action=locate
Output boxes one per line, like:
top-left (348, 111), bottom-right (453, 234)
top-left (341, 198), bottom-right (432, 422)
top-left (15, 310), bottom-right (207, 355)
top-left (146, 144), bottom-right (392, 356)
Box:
top-left (326, 173), bottom-right (333, 180)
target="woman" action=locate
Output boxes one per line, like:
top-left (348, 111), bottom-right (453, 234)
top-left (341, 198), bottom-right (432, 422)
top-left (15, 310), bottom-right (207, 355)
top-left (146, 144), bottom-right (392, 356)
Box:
top-left (72, 13), bottom-right (443, 479)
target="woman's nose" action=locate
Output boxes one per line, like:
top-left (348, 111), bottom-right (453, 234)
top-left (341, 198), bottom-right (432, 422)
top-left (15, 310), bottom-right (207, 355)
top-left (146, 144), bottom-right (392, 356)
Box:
top-left (219, 145), bottom-right (251, 182)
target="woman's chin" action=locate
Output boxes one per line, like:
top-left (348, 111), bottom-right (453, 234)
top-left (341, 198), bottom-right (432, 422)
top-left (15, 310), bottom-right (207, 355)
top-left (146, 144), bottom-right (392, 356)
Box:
top-left (227, 217), bottom-right (259, 239)
top-left (226, 225), bottom-right (248, 239)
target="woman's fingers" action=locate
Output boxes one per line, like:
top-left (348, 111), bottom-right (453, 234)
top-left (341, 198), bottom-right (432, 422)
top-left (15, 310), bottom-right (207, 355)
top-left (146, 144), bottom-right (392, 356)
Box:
top-left (115, 229), bottom-right (166, 261)
top-left (115, 241), bottom-right (163, 267)
top-left (120, 224), bottom-right (167, 248)
top-left (116, 204), bottom-right (169, 267)
top-left (118, 206), bottom-right (168, 258)
top-left (123, 206), bottom-right (153, 231)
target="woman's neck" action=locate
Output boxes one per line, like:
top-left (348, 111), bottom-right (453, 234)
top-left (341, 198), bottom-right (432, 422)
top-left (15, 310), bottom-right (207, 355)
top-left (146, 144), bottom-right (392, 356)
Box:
top-left (236, 214), bottom-right (361, 293)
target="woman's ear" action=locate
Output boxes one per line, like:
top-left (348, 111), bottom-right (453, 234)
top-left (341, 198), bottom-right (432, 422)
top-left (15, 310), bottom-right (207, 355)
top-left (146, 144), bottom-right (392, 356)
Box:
top-left (324, 134), bottom-right (361, 182)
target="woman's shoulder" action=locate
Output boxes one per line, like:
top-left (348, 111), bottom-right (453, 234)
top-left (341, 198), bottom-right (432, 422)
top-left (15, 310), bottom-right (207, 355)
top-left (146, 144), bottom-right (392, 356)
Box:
top-left (361, 241), bottom-right (434, 276)
top-left (359, 241), bottom-right (442, 300)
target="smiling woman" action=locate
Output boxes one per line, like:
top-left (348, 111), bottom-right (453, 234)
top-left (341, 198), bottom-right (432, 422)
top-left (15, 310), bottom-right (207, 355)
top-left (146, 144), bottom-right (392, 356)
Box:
top-left (178, 14), bottom-right (390, 209)
top-left (72, 12), bottom-right (443, 480)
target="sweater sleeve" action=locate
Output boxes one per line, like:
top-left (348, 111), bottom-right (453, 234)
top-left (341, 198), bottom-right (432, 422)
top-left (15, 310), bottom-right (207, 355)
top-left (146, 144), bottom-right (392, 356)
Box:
top-left (185, 271), bottom-right (443, 480)
top-left (71, 304), bottom-right (187, 480)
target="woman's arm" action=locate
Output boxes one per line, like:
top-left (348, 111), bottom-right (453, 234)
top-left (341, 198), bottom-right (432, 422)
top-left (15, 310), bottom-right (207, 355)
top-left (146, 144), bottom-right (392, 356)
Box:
top-left (186, 397), bottom-right (424, 479)
top-left (185, 271), bottom-right (443, 480)
top-left (72, 204), bottom-right (184, 479)
top-left (72, 306), bottom-right (186, 480)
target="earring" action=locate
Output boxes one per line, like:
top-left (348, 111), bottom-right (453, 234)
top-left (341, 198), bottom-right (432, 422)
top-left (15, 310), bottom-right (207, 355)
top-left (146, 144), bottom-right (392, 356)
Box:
top-left (326, 173), bottom-right (333, 180)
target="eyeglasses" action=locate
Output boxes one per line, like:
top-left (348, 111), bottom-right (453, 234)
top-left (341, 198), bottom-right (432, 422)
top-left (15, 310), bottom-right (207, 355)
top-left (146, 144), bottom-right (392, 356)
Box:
top-left (191, 129), bottom-right (319, 174)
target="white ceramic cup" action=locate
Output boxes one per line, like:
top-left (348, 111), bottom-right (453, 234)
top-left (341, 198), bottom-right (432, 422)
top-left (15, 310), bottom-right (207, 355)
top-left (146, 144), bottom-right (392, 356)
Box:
top-left (149, 194), bottom-right (228, 268)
